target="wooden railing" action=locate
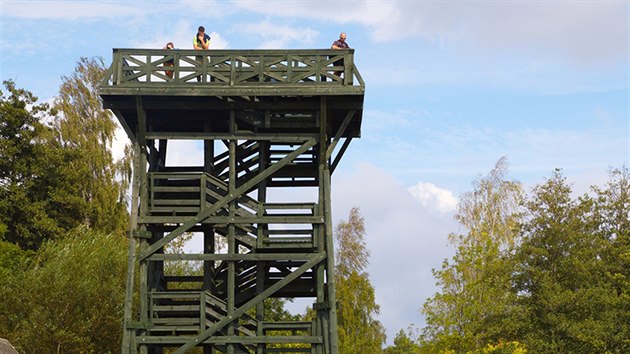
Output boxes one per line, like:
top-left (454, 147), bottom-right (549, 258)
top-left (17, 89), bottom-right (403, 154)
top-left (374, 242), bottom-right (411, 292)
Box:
top-left (103, 48), bottom-right (363, 87)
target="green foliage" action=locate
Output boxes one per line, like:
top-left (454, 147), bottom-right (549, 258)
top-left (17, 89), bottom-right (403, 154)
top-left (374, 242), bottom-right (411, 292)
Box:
top-left (514, 168), bottom-right (630, 353)
top-left (422, 158), bottom-right (524, 352)
top-left (335, 207), bottom-right (386, 353)
top-left (590, 166), bottom-right (630, 351)
top-left (0, 240), bottom-right (34, 337)
top-left (52, 57), bottom-right (130, 235)
top-left (476, 340), bottom-right (527, 354)
top-left (0, 62), bottom-right (133, 351)
top-left (1, 59), bottom-right (130, 251)
top-left (0, 80), bottom-right (68, 249)
top-left (421, 164), bottom-right (630, 353)
top-left (0, 227), bottom-right (128, 353)
top-left (384, 329), bottom-right (422, 354)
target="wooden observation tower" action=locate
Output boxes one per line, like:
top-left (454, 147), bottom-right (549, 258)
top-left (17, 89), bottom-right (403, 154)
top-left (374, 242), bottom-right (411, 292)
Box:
top-left (100, 48), bottom-right (364, 353)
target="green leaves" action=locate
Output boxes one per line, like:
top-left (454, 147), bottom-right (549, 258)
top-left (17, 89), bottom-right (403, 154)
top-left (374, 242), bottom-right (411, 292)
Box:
top-left (0, 228), bottom-right (127, 353)
top-left (52, 57), bottom-right (130, 235)
top-left (1, 59), bottom-right (130, 250)
top-left (335, 207), bottom-right (386, 353)
top-left (421, 164), bottom-right (630, 353)
top-left (422, 158), bottom-right (524, 352)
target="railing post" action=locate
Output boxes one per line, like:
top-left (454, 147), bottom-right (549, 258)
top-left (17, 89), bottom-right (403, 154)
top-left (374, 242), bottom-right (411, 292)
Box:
top-left (174, 52), bottom-right (179, 82)
top-left (113, 49), bottom-right (122, 85)
top-left (344, 50), bottom-right (354, 86)
top-left (230, 55), bottom-right (236, 86)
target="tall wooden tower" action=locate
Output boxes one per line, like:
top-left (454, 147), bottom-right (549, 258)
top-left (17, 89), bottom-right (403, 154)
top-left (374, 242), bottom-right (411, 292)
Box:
top-left (100, 48), bottom-right (364, 353)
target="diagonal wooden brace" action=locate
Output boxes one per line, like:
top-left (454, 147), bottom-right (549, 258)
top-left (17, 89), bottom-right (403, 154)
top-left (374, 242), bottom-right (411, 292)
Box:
top-left (139, 138), bottom-right (317, 261)
top-left (326, 110), bottom-right (355, 160)
top-left (173, 252), bottom-right (326, 353)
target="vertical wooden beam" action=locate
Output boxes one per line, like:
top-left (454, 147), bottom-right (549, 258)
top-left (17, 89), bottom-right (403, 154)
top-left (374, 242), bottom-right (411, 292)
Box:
top-left (136, 96), bottom-right (150, 354)
top-left (202, 224), bottom-right (215, 353)
top-left (315, 106), bottom-right (327, 354)
top-left (323, 167), bottom-right (339, 353)
top-left (320, 96), bottom-right (339, 353)
top-left (343, 50), bottom-right (353, 86)
top-left (122, 143), bottom-right (141, 354)
top-left (203, 120), bottom-right (216, 294)
top-left (256, 140), bottom-right (268, 354)
top-left (227, 112), bottom-right (236, 354)
top-left (203, 124), bottom-right (215, 354)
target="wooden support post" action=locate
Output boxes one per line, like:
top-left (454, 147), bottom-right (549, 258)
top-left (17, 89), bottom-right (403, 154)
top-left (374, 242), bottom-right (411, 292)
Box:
top-left (136, 97), bottom-right (150, 354)
top-left (320, 96), bottom-right (339, 353)
top-left (122, 143), bottom-right (141, 354)
top-left (256, 140), bottom-right (268, 354)
top-left (227, 112), bottom-right (236, 354)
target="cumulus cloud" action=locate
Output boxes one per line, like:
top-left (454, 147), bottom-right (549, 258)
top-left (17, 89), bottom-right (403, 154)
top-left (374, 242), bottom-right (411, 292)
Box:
top-left (232, 21), bottom-right (319, 49)
top-left (331, 163), bottom-right (457, 343)
top-left (236, 1), bottom-right (628, 67)
top-left (165, 140), bottom-right (205, 166)
top-left (2, 0), bottom-right (139, 19)
top-left (408, 182), bottom-right (457, 213)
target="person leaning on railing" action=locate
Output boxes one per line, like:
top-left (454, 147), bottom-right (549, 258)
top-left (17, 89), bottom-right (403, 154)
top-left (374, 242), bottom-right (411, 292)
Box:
top-left (163, 42), bottom-right (175, 79)
top-left (331, 32), bottom-right (349, 79)
top-left (193, 26), bottom-right (211, 81)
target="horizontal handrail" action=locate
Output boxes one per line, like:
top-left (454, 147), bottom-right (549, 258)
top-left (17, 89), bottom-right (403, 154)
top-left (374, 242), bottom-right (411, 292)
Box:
top-left (102, 48), bottom-right (362, 87)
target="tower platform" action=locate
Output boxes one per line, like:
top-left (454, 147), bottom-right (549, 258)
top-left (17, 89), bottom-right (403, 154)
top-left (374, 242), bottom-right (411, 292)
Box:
top-left (100, 48), bottom-right (364, 354)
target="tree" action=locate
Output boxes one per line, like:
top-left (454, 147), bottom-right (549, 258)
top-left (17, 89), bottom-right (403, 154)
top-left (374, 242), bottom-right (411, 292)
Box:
top-left (421, 157), bottom-right (524, 352)
top-left (590, 166), bottom-right (630, 351)
top-left (513, 169), bottom-right (621, 353)
top-left (52, 57), bottom-right (130, 235)
top-left (511, 168), bottom-right (630, 353)
top-left (0, 227), bottom-right (128, 353)
top-left (335, 207), bottom-right (386, 353)
top-left (384, 329), bottom-right (422, 354)
top-left (1, 58), bottom-right (130, 250)
top-left (0, 80), bottom-right (84, 249)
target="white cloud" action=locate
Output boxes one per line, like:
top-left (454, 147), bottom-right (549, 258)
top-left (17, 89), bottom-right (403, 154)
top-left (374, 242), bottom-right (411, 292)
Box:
top-left (1, 0), bottom-right (227, 21)
top-left (111, 122), bottom-right (129, 162)
top-left (232, 21), bottom-right (319, 49)
top-left (408, 182), bottom-right (457, 213)
top-left (2, 0), bottom-right (138, 19)
top-left (236, 1), bottom-right (628, 67)
top-left (132, 20), bottom-right (229, 50)
top-left (331, 163), bottom-right (457, 343)
top-left (165, 140), bottom-right (204, 166)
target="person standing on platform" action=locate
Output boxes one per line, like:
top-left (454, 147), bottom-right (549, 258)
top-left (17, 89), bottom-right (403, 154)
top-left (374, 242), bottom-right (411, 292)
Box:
top-left (331, 32), bottom-right (349, 79)
top-left (193, 26), bottom-right (211, 81)
top-left (163, 42), bottom-right (175, 79)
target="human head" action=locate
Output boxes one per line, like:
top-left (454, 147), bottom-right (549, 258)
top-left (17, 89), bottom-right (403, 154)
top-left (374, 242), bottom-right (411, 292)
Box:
top-left (198, 26), bottom-right (205, 35)
top-left (166, 42), bottom-right (174, 49)
top-left (339, 32), bottom-right (346, 42)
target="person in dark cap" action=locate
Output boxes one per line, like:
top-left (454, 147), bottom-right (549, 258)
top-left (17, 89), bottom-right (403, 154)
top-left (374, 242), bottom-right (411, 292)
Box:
top-left (193, 26), bottom-right (211, 81)
top-left (193, 26), bottom-right (210, 50)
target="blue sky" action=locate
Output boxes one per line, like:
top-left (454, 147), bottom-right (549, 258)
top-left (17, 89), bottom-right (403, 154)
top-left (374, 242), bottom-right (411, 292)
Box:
top-left (2, 0), bottom-right (628, 345)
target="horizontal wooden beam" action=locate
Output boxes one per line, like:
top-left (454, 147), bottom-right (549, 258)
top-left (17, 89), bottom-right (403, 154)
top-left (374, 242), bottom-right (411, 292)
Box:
top-left (148, 253), bottom-right (320, 261)
top-left (145, 132), bottom-right (318, 141)
top-left (138, 335), bottom-right (322, 345)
